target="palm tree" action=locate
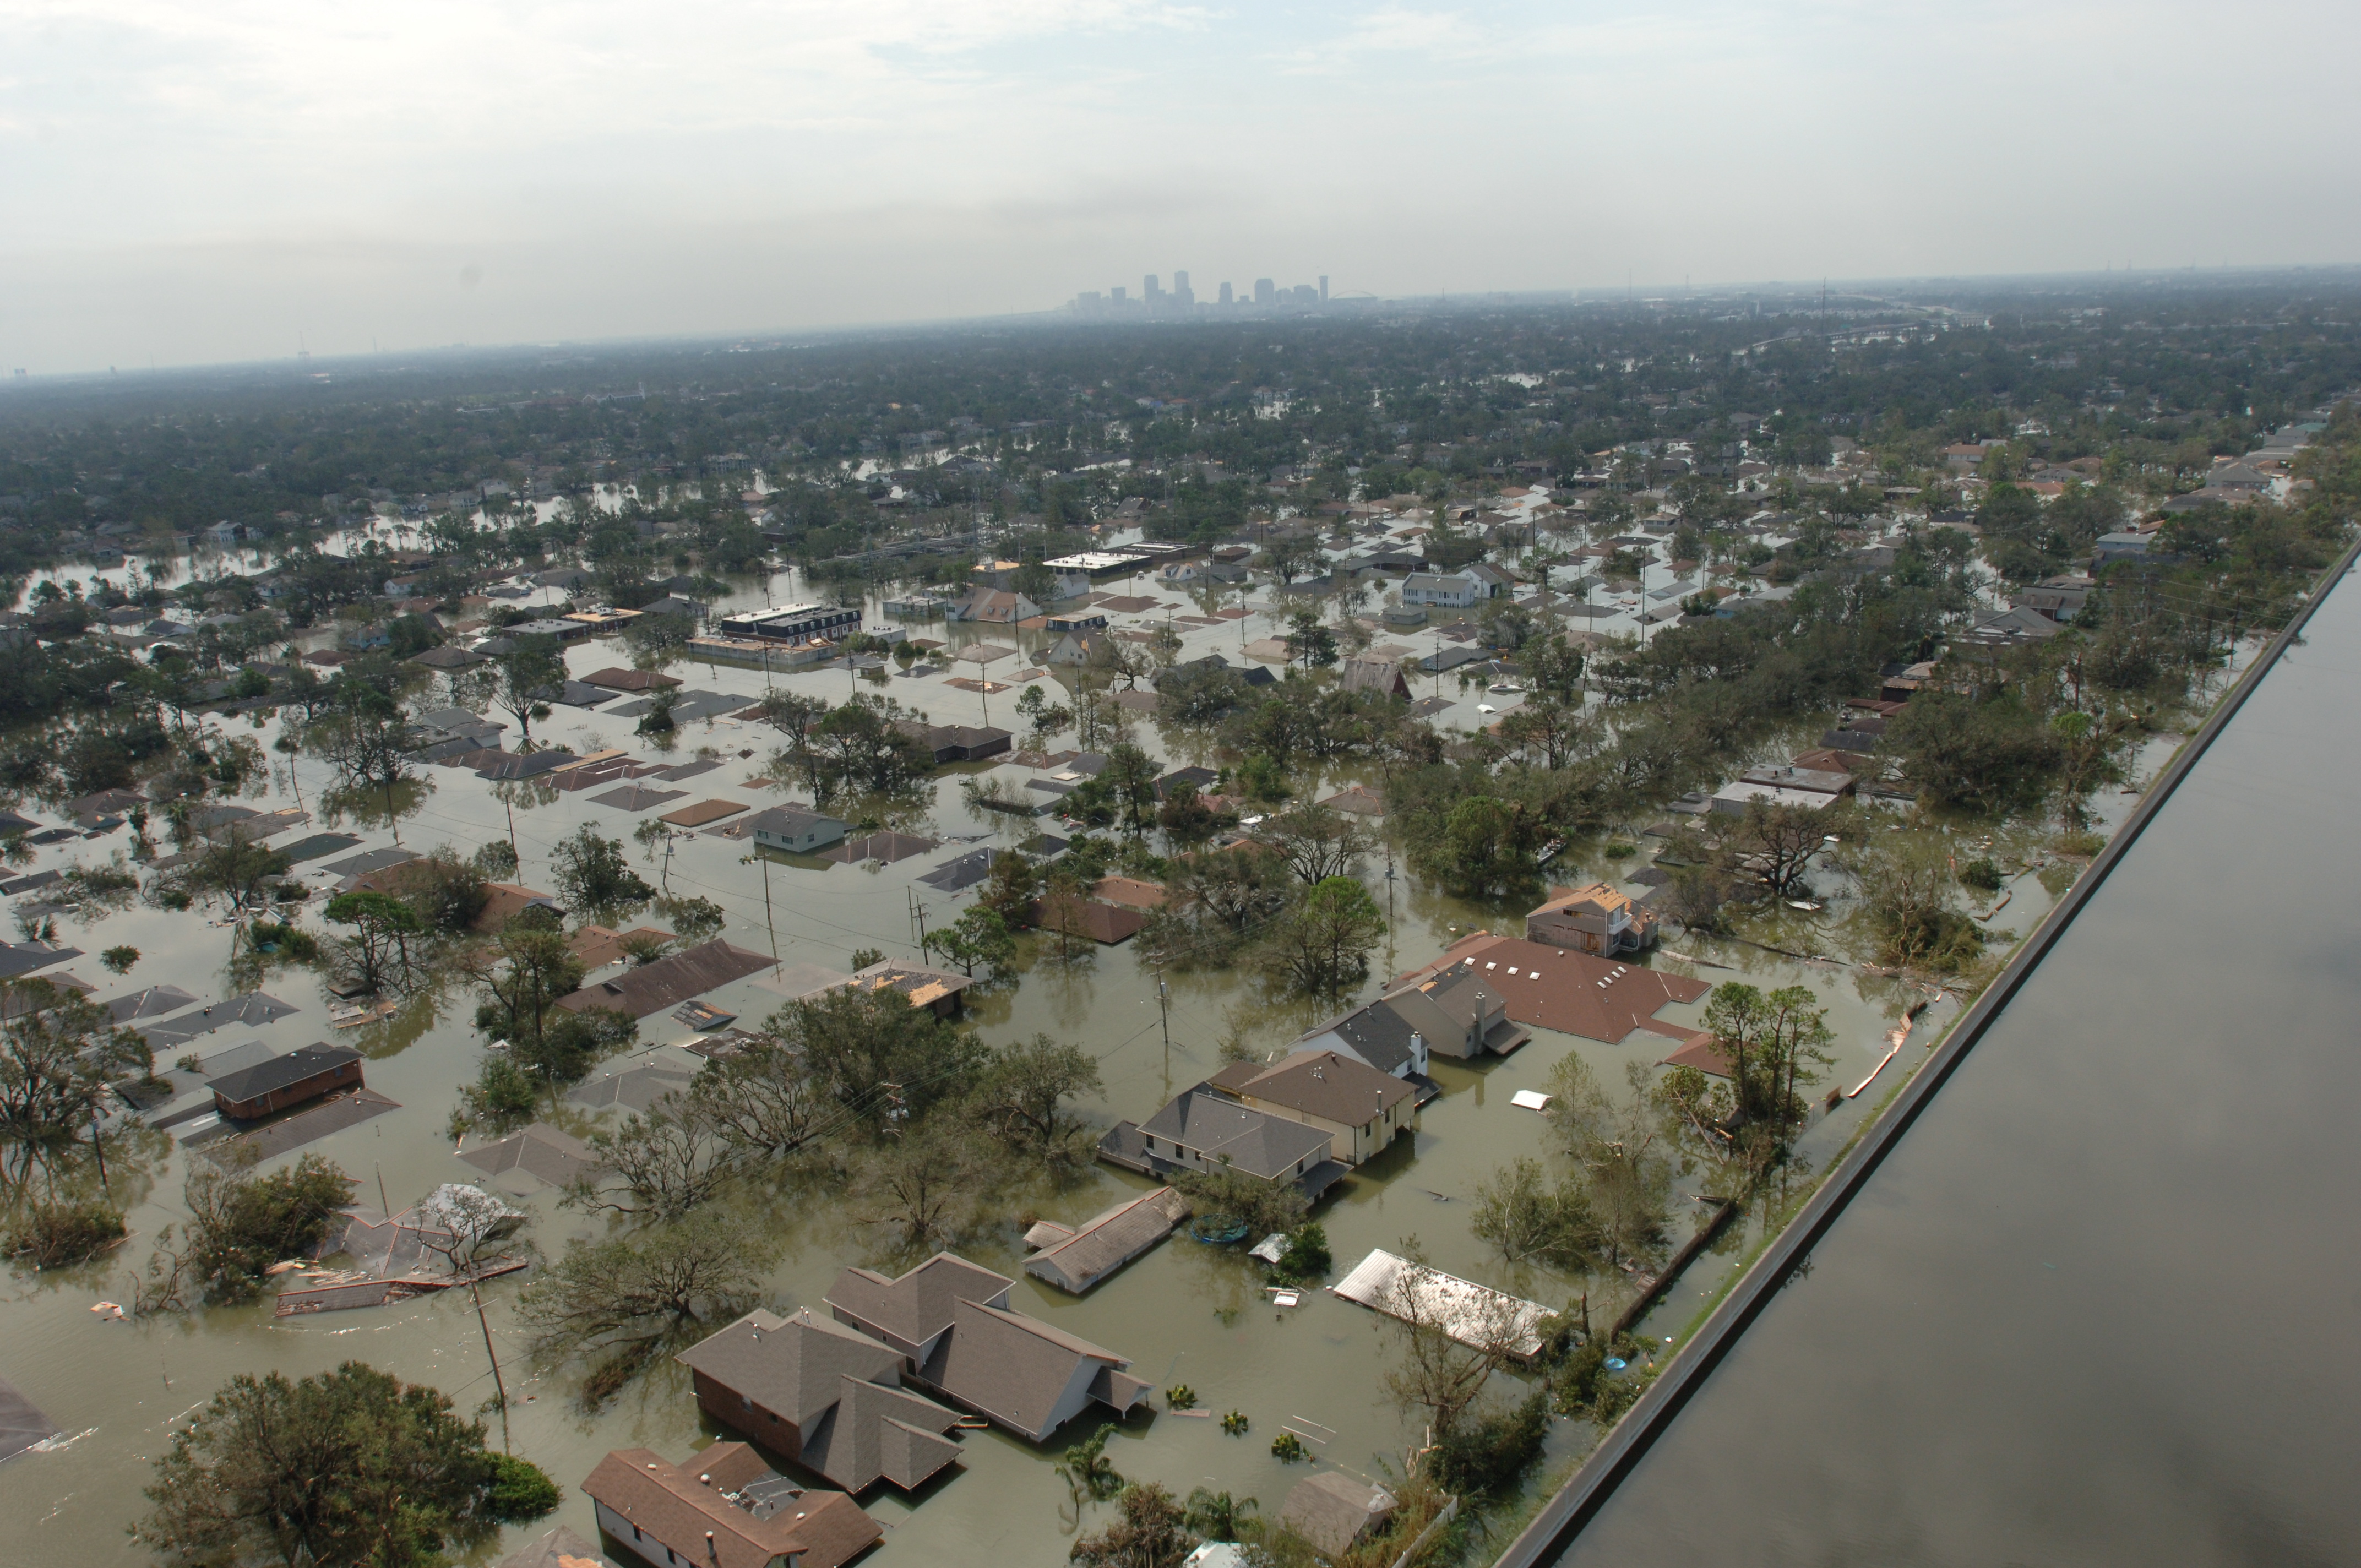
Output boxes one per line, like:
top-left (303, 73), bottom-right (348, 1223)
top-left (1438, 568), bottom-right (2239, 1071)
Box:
top-left (1183, 1487), bottom-right (1258, 1542)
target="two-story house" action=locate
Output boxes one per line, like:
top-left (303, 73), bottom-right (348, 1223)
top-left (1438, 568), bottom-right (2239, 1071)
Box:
top-left (1206, 1050), bottom-right (1417, 1167)
top-left (1525, 882), bottom-right (1658, 956)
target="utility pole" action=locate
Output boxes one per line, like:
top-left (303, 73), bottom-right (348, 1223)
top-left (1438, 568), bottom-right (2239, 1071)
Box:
top-left (749, 853), bottom-right (779, 973)
top-left (469, 1276), bottom-right (512, 1453)
top-left (1155, 966), bottom-right (1171, 1070)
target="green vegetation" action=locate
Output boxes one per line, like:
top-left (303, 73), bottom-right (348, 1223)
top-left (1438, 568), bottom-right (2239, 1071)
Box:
top-left (133, 1362), bottom-right (556, 1567)
top-left (137, 1155), bottom-right (358, 1311)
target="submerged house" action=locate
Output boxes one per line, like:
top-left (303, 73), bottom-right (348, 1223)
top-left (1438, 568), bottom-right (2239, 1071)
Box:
top-left (1525, 882), bottom-right (1659, 956)
top-left (823, 1254), bottom-right (1149, 1443)
top-left (582, 1442), bottom-right (880, 1568)
top-left (206, 1044), bottom-right (362, 1121)
top-left (1205, 1050), bottom-right (1417, 1168)
top-left (1022, 1187), bottom-right (1189, 1294)
top-left (1098, 1087), bottom-right (1346, 1198)
top-left (676, 1308), bottom-right (966, 1494)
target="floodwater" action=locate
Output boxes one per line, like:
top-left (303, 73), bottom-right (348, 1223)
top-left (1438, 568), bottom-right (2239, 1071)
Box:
top-left (1548, 568), bottom-right (2361, 1566)
top-left (0, 556), bottom-right (2114, 1568)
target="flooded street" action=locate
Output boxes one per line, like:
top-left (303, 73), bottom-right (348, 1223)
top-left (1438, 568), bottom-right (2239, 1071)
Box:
top-left (1, 560), bottom-right (2141, 1567)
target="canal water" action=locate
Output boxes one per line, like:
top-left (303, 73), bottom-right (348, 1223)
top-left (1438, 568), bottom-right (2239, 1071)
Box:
top-left (1548, 564), bottom-right (2361, 1566)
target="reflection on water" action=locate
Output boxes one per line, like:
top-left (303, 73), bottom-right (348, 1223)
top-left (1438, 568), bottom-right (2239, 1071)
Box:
top-left (1552, 568), bottom-right (2361, 1566)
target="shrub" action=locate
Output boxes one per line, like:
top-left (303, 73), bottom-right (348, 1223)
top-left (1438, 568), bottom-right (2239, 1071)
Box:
top-left (1270, 1431), bottom-right (1308, 1462)
top-left (6, 1201), bottom-right (127, 1268)
top-left (1164, 1383), bottom-right (1196, 1411)
top-left (1958, 857), bottom-right (2004, 892)
top-left (483, 1453), bottom-right (561, 1521)
top-left (1270, 1222), bottom-right (1331, 1285)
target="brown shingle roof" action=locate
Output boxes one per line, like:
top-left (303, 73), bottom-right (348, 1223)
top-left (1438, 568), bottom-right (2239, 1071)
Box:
top-left (580, 1445), bottom-right (879, 1568)
top-left (581, 667), bottom-right (682, 692)
top-left (554, 939), bottom-right (771, 1019)
top-left (1392, 932), bottom-right (1709, 1045)
top-left (1217, 1049), bottom-right (1412, 1127)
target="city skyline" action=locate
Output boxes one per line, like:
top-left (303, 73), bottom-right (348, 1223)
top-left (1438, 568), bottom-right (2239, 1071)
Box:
top-left (3, 0), bottom-right (2354, 373)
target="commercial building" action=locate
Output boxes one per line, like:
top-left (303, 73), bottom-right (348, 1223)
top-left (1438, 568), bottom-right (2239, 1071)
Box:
top-left (714, 603), bottom-right (863, 644)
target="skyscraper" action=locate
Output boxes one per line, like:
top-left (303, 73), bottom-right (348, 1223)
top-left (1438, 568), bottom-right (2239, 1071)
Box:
top-left (1218, 281), bottom-right (1233, 306)
top-left (1319, 275), bottom-right (1329, 303)
top-left (1144, 274), bottom-right (1162, 301)
top-left (1173, 270), bottom-right (1194, 309)
top-left (1254, 277), bottom-right (1275, 306)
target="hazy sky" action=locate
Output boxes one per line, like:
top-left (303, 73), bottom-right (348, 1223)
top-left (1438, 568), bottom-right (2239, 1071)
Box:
top-left (3, 0), bottom-right (2356, 372)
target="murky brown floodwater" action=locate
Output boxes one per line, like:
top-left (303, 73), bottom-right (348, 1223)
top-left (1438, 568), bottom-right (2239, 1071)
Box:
top-left (0, 558), bottom-right (2132, 1567)
top-left (1544, 567), bottom-right (2361, 1567)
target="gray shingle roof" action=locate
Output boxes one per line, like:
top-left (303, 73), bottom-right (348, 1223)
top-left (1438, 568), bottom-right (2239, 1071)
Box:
top-left (1139, 1089), bottom-right (1333, 1179)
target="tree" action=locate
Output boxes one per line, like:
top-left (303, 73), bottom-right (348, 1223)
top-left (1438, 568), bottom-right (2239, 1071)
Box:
top-left (972, 1033), bottom-right (1103, 1169)
top-left (1261, 801), bottom-right (1373, 885)
top-left (1284, 608), bottom-right (1338, 668)
top-left (1182, 1487), bottom-right (1257, 1544)
top-left (751, 689), bottom-right (829, 796)
top-left (1886, 690), bottom-right (2061, 816)
top-left (622, 609), bottom-right (697, 674)
top-left (1264, 531), bottom-right (1320, 586)
top-left (922, 904), bottom-right (1017, 982)
top-left (768, 984), bottom-right (983, 1130)
top-left (854, 1122), bottom-right (991, 1253)
top-left (141, 1155), bottom-right (358, 1310)
top-left (808, 694), bottom-right (935, 799)
top-left (1141, 845), bottom-right (1291, 968)
top-left (516, 1209), bottom-right (780, 1408)
top-left (1171, 1162), bottom-right (1307, 1239)
top-left (1071, 1482), bottom-right (1197, 1567)
top-left (548, 824), bottom-right (655, 926)
top-left (1542, 1056), bottom-right (1673, 1278)
top-left (572, 1087), bottom-right (739, 1219)
top-left (1727, 799), bottom-right (1834, 899)
top-left (133, 1362), bottom-right (555, 1568)
top-left (489, 635), bottom-right (564, 750)
top-left (178, 826), bottom-right (292, 915)
top-left (651, 893), bottom-right (727, 944)
top-left (467, 912), bottom-right (635, 1085)
top-left (0, 977), bottom-right (152, 1187)
top-left (1100, 742), bottom-right (1161, 835)
top-left (1379, 1237), bottom-right (1533, 1439)
top-left (1260, 876), bottom-right (1385, 999)
top-left (1846, 837), bottom-right (1986, 972)
top-left (1154, 780), bottom-right (1223, 848)
top-left (1056, 1423), bottom-right (1126, 1509)
top-left (323, 890), bottom-right (426, 996)
top-left (1471, 1155), bottom-right (1600, 1272)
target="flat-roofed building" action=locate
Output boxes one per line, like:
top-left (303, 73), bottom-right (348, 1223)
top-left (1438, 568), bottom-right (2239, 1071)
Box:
top-left (714, 603), bottom-right (863, 644)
